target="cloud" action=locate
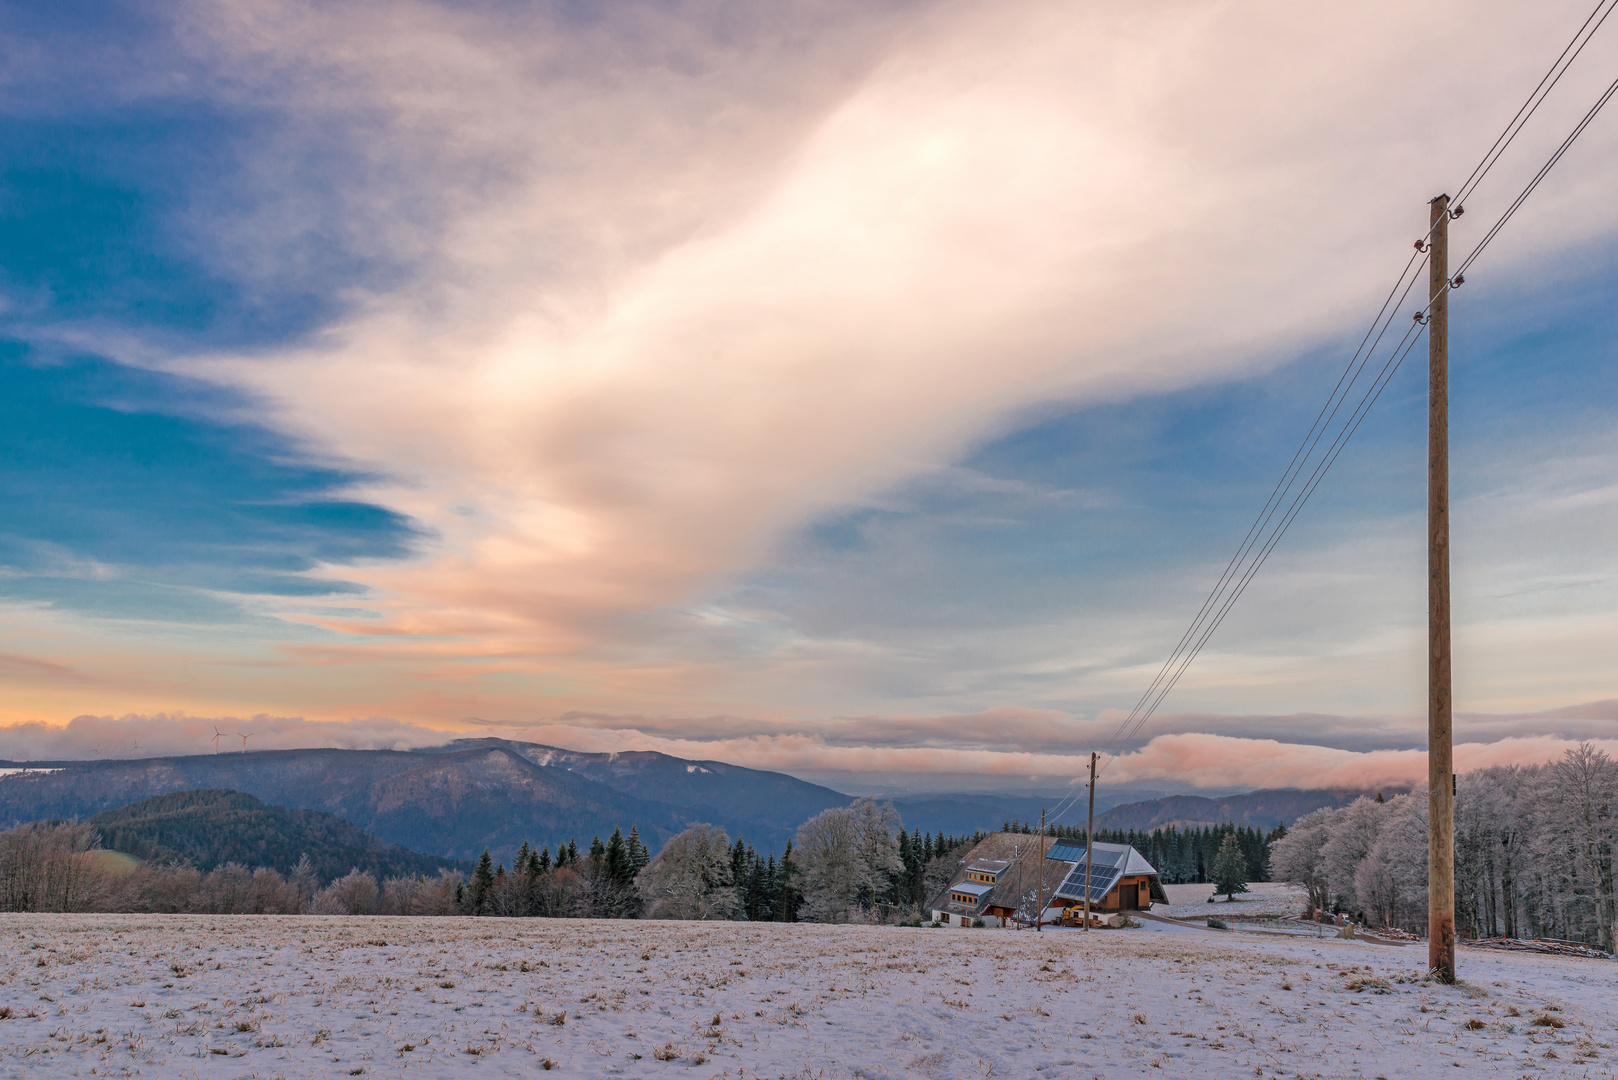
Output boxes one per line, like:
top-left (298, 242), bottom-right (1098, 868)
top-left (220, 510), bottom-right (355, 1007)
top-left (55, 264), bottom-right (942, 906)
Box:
top-left (0, 712), bottom-right (451, 761)
top-left (7, 703), bottom-right (1614, 798)
top-left (1094, 731), bottom-right (1618, 791)
top-left (138, 0), bottom-right (1618, 660)
top-left (4, 0), bottom-right (1615, 733)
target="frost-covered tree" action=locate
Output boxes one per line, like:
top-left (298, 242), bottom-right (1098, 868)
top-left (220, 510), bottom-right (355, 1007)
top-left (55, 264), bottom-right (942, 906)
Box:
top-left (316, 869), bottom-right (380, 915)
top-left (1268, 809), bottom-right (1332, 916)
top-left (1319, 796), bottom-right (1385, 916)
top-left (794, 797), bottom-right (902, 923)
top-left (1352, 794), bottom-right (1426, 930)
top-left (635, 823), bottom-right (739, 920)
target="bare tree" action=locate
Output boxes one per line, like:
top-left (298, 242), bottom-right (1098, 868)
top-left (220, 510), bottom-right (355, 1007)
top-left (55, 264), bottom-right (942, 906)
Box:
top-left (0, 822), bottom-right (107, 913)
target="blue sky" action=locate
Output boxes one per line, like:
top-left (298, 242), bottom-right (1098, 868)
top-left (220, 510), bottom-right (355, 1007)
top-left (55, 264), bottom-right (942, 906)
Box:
top-left (1, 0), bottom-right (1615, 792)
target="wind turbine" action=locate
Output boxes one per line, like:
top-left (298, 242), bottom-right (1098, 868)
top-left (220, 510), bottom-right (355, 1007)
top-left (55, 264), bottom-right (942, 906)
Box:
top-left (238, 731), bottom-right (253, 754)
top-left (211, 728), bottom-right (225, 754)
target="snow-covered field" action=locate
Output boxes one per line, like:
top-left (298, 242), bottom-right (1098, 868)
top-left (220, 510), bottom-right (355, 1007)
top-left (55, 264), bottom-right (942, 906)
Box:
top-left (1161, 881), bottom-right (1310, 920)
top-left (2, 913), bottom-right (1613, 1079)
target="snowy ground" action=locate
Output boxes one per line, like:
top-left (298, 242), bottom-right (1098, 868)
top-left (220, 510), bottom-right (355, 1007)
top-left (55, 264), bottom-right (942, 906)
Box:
top-left (2, 914), bottom-right (1614, 1079)
top-left (1161, 881), bottom-right (1309, 920)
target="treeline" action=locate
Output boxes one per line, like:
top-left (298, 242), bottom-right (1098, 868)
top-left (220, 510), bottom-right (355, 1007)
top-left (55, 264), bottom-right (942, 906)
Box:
top-left (0, 797), bottom-right (1040, 924)
top-left (999, 819), bottom-right (1279, 884)
top-left (0, 798), bottom-right (971, 923)
top-left (1270, 745), bottom-right (1617, 951)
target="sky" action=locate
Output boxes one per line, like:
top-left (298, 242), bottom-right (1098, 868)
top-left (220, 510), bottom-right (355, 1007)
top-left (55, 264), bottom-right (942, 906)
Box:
top-left (1, 0), bottom-right (1616, 797)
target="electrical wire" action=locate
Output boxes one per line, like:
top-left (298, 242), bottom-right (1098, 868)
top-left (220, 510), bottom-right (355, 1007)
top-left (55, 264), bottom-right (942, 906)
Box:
top-left (1451, 0), bottom-right (1618, 212)
top-left (1077, 19), bottom-right (1618, 793)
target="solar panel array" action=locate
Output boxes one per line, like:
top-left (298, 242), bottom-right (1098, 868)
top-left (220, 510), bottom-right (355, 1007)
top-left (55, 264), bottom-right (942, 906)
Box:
top-left (1046, 838), bottom-right (1088, 862)
top-left (1054, 847), bottom-right (1128, 903)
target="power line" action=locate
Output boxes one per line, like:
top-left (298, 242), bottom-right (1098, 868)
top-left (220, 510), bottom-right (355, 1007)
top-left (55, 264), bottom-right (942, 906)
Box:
top-left (1451, 0), bottom-right (1618, 212)
top-left (1455, 68), bottom-right (1618, 282)
top-left (1085, 16), bottom-right (1618, 784)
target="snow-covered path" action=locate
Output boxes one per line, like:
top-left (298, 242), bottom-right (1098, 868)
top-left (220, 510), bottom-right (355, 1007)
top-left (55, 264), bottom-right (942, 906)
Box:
top-left (0, 914), bottom-right (1611, 1078)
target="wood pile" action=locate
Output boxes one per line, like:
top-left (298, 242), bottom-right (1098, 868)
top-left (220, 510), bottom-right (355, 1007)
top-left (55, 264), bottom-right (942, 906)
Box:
top-left (1462, 937), bottom-right (1613, 960)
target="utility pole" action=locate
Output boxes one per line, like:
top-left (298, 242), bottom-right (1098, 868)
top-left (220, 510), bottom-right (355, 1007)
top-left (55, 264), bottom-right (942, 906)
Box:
top-left (1036, 808), bottom-right (1047, 931)
top-left (1083, 751), bottom-right (1097, 932)
top-left (1427, 193), bottom-right (1456, 984)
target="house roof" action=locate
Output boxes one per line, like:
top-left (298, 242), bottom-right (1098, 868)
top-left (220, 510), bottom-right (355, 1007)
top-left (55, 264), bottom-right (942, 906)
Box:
top-left (1046, 840), bottom-right (1159, 877)
top-left (1045, 841), bottom-right (1167, 905)
top-left (948, 881), bottom-right (995, 898)
top-left (925, 832), bottom-right (1073, 919)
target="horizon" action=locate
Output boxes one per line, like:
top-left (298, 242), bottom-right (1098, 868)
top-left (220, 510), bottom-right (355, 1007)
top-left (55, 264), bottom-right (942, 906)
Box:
top-left (2, 0), bottom-right (1615, 794)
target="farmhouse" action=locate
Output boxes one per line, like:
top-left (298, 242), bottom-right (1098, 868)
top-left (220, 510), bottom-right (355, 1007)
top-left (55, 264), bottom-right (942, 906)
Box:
top-left (925, 833), bottom-right (1069, 927)
top-left (1044, 837), bottom-right (1168, 923)
top-left (928, 833), bottom-right (1167, 927)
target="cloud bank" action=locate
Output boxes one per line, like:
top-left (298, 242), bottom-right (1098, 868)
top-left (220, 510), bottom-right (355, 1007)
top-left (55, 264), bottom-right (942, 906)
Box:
top-left (7, 703), bottom-right (1613, 797)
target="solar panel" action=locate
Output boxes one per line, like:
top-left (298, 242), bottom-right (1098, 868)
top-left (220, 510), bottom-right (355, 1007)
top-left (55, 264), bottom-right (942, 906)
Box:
top-left (1056, 862), bottom-right (1125, 903)
top-left (1046, 838), bottom-right (1087, 862)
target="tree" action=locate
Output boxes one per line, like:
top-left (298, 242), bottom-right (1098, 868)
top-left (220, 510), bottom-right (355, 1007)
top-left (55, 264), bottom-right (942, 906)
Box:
top-left (635, 823), bottom-right (739, 920)
top-left (469, 848), bottom-right (495, 913)
top-left (794, 797), bottom-right (902, 923)
top-left (1210, 834), bottom-right (1248, 901)
top-left (592, 826), bottom-right (641, 918)
top-left (1269, 810), bottom-right (1331, 915)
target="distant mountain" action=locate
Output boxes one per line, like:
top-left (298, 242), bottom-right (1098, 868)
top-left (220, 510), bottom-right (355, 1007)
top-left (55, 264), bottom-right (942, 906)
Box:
top-left (428, 739), bottom-right (853, 847)
top-left (1092, 787), bottom-right (1399, 832)
top-left (0, 740), bottom-right (852, 860)
top-left (88, 789), bottom-right (465, 883)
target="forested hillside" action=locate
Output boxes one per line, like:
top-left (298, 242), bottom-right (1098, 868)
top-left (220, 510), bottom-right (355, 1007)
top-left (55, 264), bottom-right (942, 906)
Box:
top-left (88, 790), bottom-right (465, 882)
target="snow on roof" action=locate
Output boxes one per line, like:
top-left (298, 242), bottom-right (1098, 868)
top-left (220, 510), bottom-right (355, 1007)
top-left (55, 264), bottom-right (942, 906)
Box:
top-left (967, 859), bottom-right (1011, 874)
top-left (948, 881), bottom-right (995, 898)
top-left (1045, 840), bottom-right (1159, 878)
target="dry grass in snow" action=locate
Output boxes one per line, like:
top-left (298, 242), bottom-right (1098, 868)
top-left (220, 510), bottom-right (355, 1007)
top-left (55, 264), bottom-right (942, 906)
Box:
top-left (0, 913), bottom-right (1613, 1078)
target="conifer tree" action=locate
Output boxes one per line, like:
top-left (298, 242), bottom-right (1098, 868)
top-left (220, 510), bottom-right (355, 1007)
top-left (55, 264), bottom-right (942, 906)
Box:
top-left (1211, 834), bottom-right (1249, 901)
top-left (774, 840), bottom-right (802, 922)
top-left (470, 848), bottom-right (496, 913)
top-left (625, 827), bottom-right (650, 880)
top-left (538, 844), bottom-right (553, 872)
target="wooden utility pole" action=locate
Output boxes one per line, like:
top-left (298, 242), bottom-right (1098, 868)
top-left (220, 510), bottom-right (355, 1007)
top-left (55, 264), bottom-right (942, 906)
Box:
top-left (1036, 808), bottom-right (1047, 931)
top-left (1083, 751), bottom-right (1097, 931)
top-left (1427, 193), bottom-right (1456, 983)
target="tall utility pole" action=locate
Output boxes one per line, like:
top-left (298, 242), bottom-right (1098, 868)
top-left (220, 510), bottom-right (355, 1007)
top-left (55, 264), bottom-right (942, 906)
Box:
top-left (1036, 808), bottom-right (1047, 931)
top-left (1083, 751), bottom-right (1097, 932)
top-left (1427, 194), bottom-right (1456, 984)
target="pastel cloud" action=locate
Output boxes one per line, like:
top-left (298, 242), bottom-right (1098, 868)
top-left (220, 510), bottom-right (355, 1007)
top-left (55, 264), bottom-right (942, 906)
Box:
top-left (4, 0), bottom-right (1615, 748)
top-left (7, 705), bottom-right (1613, 798)
top-left (147, 0), bottom-right (1618, 666)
